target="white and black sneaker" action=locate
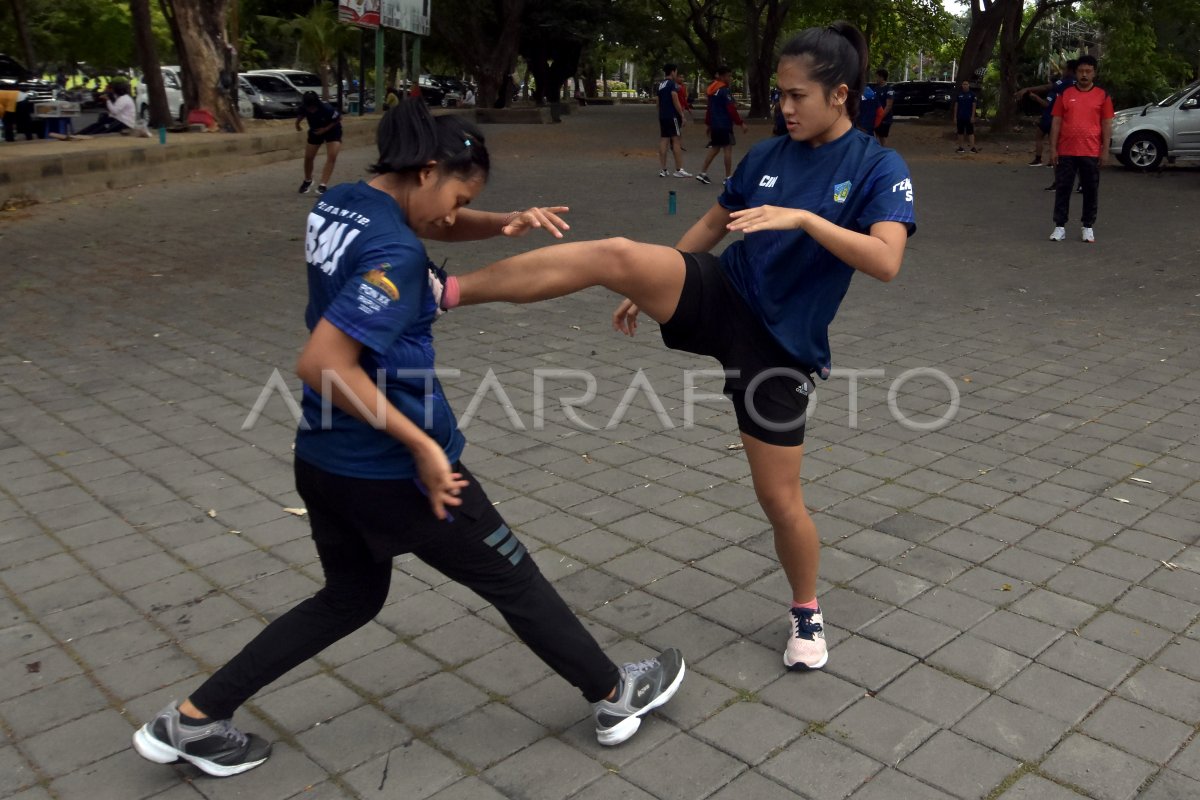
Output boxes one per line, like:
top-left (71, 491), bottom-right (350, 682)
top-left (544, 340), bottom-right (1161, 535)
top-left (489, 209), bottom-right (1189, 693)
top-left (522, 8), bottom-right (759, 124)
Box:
top-left (133, 703), bottom-right (271, 777)
top-left (592, 648), bottom-right (685, 746)
top-left (298, 179), bottom-right (312, 194)
top-left (1049, 226), bottom-right (1066, 241)
top-left (695, 172), bottom-right (712, 184)
top-left (658, 169), bottom-right (669, 178)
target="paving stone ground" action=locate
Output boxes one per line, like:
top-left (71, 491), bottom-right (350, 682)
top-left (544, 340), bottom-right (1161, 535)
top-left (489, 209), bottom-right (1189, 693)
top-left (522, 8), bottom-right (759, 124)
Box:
top-left (1, 105), bottom-right (1197, 800)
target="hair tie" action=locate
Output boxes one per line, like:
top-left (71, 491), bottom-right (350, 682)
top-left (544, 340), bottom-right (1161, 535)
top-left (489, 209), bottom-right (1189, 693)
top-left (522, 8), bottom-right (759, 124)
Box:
top-left (463, 138), bottom-right (472, 147)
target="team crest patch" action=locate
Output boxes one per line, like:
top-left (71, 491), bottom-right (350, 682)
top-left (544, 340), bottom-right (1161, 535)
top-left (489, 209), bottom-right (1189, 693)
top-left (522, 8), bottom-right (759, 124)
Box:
top-left (363, 268), bottom-right (399, 301)
top-left (832, 181), bottom-right (852, 204)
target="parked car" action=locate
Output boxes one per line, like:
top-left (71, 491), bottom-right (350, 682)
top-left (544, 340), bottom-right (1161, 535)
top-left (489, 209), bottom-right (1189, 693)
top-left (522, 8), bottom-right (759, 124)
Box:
top-left (137, 65), bottom-right (187, 123)
top-left (429, 74), bottom-right (469, 106)
top-left (240, 74), bottom-right (303, 118)
top-left (890, 81), bottom-right (955, 117)
top-left (1110, 79), bottom-right (1200, 170)
top-left (0, 53), bottom-right (57, 102)
top-left (245, 69), bottom-right (324, 98)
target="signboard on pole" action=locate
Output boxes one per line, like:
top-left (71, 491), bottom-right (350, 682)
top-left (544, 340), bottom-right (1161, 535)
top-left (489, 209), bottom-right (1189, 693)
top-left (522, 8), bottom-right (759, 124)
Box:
top-left (381, 0), bottom-right (430, 35)
top-left (338, 0), bottom-right (380, 28)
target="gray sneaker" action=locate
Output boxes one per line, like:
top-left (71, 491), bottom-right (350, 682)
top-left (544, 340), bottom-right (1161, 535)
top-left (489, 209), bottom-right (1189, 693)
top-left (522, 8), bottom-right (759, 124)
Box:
top-left (132, 703), bottom-right (271, 777)
top-left (593, 648), bottom-right (685, 746)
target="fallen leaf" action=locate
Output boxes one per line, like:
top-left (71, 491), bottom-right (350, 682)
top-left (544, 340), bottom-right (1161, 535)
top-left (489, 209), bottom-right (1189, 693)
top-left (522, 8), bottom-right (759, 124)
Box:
top-left (25, 661), bottom-right (41, 674)
top-left (206, 509), bottom-right (217, 518)
top-left (1113, 497), bottom-right (1130, 504)
top-left (1000, 583), bottom-right (1013, 591)
top-left (283, 507), bottom-right (308, 517)
top-left (1161, 561), bottom-right (1179, 571)
top-left (726, 443), bottom-right (745, 451)
top-left (581, 453), bottom-right (592, 463)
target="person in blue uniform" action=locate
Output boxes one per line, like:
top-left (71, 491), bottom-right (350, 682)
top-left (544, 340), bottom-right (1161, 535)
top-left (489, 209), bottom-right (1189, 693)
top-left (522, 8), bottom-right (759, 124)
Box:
top-left (873, 69), bottom-right (896, 146)
top-left (657, 64), bottom-right (691, 177)
top-left (295, 91), bottom-right (343, 195)
top-left (954, 79), bottom-right (978, 153)
top-left (132, 99), bottom-right (685, 779)
top-left (443, 21), bottom-right (916, 675)
top-left (1015, 59), bottom-right (1077, 168)
top-left (856, 82), bottom-right (879, 135)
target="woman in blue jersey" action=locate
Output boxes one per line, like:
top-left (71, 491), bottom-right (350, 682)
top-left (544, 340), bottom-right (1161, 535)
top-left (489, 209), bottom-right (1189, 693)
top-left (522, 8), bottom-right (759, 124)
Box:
top-left (132, 99), bottom-right (684, 778)
top-left (444, 22), bottom-right (915, 674)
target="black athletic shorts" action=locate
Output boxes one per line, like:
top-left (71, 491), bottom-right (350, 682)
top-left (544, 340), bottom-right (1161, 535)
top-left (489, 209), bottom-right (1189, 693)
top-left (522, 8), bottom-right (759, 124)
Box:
top-left (308, 125), bottom-right (343, 146)
top-left (660, 251), bottom-right (814, 447)
top-left (875, 121), bottom-right (893, 137)
top-left (956, 119), bottom-right (974, 135)
top-left (1037, 117), bottom-right (1051, 135)
top-left (659, 116), bottom-right (681, 139)
top-left (708, 128), bottom-right (734, 148)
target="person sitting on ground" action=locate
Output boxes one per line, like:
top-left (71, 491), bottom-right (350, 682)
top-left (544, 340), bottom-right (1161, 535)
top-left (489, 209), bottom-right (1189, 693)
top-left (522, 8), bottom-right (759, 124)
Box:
top-left (77, 79), bottom-right (136, 136)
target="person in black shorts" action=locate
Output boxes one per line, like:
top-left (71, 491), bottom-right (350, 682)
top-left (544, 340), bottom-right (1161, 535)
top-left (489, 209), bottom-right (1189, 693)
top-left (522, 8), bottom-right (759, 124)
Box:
top-left (447, 22), bottom-right (917, 675)
top-left (295, 90), bottom-right (343, 195)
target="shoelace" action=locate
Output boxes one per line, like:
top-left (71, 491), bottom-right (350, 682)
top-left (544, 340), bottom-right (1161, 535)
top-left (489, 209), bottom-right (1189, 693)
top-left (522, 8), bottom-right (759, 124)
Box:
top-left (790, 607), bottom-right (823, 640)
top-left (213, 719), bottom-right (248, 749)
top-left (622, 656), bottom-right (659, 679)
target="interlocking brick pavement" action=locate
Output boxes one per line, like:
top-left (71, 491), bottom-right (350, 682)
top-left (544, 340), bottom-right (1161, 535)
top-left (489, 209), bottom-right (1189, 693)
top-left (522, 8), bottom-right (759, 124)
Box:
top-left (1, 106), bottom-right (1197, 799)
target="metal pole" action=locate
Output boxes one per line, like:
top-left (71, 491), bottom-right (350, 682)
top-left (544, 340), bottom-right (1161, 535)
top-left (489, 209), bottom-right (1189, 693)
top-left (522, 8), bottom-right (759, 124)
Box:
top-left (374, 26), bottom-right (385, 113)
top-left (358, 29), bottom-right (366, 116)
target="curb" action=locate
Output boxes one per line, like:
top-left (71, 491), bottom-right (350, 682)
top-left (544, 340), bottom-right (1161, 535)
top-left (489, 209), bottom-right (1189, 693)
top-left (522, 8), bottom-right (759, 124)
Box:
top-left (0, 115), bottom-right (380, 208)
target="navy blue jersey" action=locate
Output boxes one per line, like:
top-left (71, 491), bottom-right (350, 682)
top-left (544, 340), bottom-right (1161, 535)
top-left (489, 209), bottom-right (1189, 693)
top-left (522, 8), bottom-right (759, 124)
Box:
top-left (294, 181), bottom-right (464, 479)
top-left (300, 101), bottom-right (341, 131)
top-left (954, 91), bottom-right (976, 120)
top-left (709, 84), bottom-right (736, 130)
top-left (857, 85), bottom-right (879, 130)
top-left (877, 83), bottom-right (896, 122)
top-left (657, 78), bottom-right (679, 120)
top-left (716, 129), bottom-right (916, 378)
top-left (1042, 76), bottom-right (1075, 124)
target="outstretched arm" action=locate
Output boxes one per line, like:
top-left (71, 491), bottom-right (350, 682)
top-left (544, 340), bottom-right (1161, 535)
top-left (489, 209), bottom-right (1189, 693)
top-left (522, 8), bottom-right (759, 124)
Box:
top-left (423, 206), bottom-right (571, 242)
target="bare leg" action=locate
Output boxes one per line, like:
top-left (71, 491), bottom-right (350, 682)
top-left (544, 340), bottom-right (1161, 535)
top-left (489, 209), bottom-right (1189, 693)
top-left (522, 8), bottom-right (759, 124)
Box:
top-left (671, 137), bottom-right (684, 170)
top-left (302, 142), bottom-right (319, 181)
top-left (701, 146), bottom-right (719, 174)
top-left (457, 238), bottom-right (686, 324)
top-left (320, 141), bottom-right (341, 185)
top-left (722, 147), bottom-right (733, 179)
top-left (658, 138), bottom-right (669, 169)
top-left (742, 434), bottom-right (818, 602)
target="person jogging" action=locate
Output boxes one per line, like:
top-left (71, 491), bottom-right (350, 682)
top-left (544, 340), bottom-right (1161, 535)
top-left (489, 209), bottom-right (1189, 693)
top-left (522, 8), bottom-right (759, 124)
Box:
top-left (441, 21), bottom-right (916, 674)
top-left (132, 99), bottom-right (685, 778)
top-left (695, 65), bottom-right (747, 186)
top-left (296, 91), bottom-right (343, 195)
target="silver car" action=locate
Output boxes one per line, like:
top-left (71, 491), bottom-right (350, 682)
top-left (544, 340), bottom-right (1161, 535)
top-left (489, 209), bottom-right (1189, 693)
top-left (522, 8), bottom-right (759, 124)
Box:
top-left (1110, 79), bottom-right (1200, 170)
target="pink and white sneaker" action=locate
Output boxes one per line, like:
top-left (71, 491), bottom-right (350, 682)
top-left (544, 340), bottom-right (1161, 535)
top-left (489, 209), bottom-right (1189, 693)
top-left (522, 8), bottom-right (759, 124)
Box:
top-left (784, 606), bottom-right (828, 671)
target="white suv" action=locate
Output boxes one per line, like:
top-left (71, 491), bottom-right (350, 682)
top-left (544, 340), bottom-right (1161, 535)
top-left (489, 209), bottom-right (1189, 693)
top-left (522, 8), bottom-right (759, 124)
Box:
top-left (244, 69), bottom-right (324, 97)
top-left (1110, 79), bottom-right (1200, 170)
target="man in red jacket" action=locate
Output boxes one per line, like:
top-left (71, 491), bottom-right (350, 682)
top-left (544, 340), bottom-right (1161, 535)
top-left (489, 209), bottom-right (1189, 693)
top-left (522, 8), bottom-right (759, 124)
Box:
top-left (1048, 55), bottom-right (1113, 244)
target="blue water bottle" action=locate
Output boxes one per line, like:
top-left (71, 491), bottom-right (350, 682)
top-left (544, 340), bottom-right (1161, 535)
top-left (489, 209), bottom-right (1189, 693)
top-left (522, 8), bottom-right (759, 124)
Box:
top-left (668, 190), bottom-right (677, 215)
top-left (158, 126), bottom-right (166, 144)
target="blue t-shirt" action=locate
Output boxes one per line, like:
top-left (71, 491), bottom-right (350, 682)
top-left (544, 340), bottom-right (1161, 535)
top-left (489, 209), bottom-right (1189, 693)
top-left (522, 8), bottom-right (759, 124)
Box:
top-left (857, 86), bottom-right (879, 131)
top-left (657, 78), bottom-right (679, 120)
top-left (1042, 76), bottom-right (1075, 124)
top-left (294, 181), bottom-right (464, 479)
top-left (709, 84), bottom-right (735, 130)
top-left (955, 91), bottom-right (976, 120)
top-left (877, 83), bottom-right (895, 123)
top-left (300, 101), bottom-right (341, 131)
top-left (716, 129), bottom-right (916, 378)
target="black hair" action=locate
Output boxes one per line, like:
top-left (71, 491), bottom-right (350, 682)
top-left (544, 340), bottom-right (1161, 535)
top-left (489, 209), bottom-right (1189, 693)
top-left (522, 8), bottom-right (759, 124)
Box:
top-left (369, 97), bottom-right (490, 181)
top-left (110, 79), bottom-right (130, 96)
top-left (302, 90), bottom-right (320, 108)
top-left (1066, 58), bottom-right (1081, 71)
top-left (716, 65), bottom-right (732, 76)
top-left (1076, 55), bottom-right (1097, 69)
top-left (779, 21), bottom-right (869, 121)
top-left (875, 68), bottom-right (888, 81)
top-left (663, 63), bottom-right (677, 77)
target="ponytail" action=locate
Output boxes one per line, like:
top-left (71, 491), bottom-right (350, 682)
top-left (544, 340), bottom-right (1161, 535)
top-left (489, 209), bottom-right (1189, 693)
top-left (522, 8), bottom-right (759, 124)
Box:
top-left (369, 97), bottom-right (490, 180)
top-left (779, 21), bottom-right (869, 121)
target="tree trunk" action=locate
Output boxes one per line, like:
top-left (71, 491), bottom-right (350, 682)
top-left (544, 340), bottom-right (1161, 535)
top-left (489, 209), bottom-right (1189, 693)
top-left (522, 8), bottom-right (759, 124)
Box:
top-left (957, 0), bottom-right (1007, 83)
top-left (432, 0), bottom-right (524, 109)
top-left (7, 0), bottom-right (37, 69)
top-left (743, 0), bottom-right (793, 118)
top-left (992, 0), bottom-right (1023, 131)
top-left (130, 0), bottom-right (172, 128)
top-left (164, 0), bottom-right (243, 131)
